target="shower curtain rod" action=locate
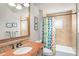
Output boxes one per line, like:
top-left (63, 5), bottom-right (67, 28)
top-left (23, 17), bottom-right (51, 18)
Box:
top-left (46, 12), bottom-right (77, 17)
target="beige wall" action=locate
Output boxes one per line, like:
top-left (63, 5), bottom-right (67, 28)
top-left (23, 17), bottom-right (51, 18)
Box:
top-left (72, 14), bottom-right (76, 52)
top-left (30, 4), bottom-right (40, 41)
top-left (56, 15), bottom-right (72, 47)
top-left (55, 13), bottom-right (76, 53)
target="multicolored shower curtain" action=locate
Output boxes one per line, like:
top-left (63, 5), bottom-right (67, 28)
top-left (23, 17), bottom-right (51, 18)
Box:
top-left (52, 17), bottom-right (56, 54)
top-left (42, 16), bottom-right (56, 55)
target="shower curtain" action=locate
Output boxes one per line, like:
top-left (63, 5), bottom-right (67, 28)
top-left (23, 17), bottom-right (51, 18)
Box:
top-left (42, 16), bottom-right (56, 55)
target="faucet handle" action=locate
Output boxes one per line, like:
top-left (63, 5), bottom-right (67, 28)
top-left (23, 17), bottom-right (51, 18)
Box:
top-left (16, 42), bottom-right (22, 48)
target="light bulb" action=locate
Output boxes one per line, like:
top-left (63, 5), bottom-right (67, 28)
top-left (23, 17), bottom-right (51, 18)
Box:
top-left (8, 3), bottom-right (16, 7)
top-left (16, 4), bottom-right (22, 10)
top-left (24, 3), bottom-right (29, 7)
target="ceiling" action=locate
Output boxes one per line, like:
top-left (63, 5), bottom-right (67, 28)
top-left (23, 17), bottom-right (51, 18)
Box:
top-left (34, 3), bottom-right (76, 10)
top-left (34, 3), bottom-right (76, 14)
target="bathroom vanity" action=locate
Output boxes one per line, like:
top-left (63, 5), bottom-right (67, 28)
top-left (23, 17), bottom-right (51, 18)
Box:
top-left (0, 37), bottom-right (43, 56)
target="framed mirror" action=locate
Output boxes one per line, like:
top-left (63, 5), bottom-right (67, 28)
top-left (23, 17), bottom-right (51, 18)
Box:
top-left (0, 3), bottom-right (30, 40)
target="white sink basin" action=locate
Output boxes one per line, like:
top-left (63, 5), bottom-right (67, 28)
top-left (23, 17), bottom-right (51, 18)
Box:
top-left (13, 47), bottom-right (32, 55)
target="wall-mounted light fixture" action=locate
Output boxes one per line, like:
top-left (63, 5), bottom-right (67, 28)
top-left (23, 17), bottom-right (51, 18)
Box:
top-left (8, 3), bottom-right (29, 10)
